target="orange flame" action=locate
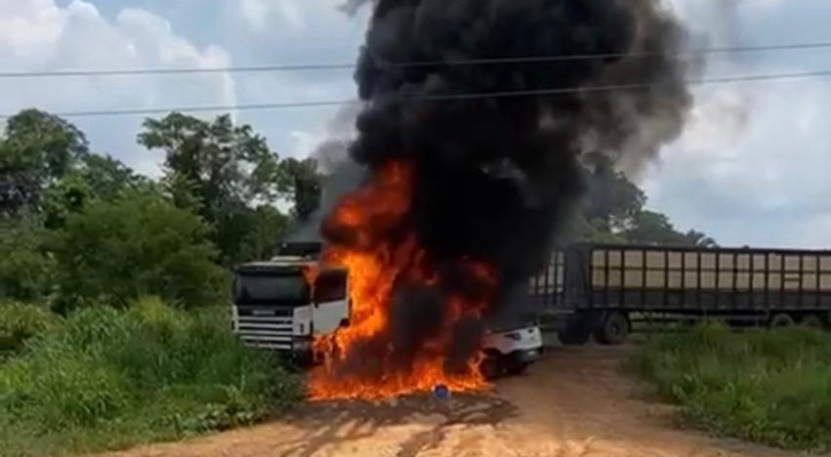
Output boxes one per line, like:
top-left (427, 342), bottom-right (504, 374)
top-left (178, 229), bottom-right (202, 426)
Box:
top-left (307, 160), bottom-right (499, 401)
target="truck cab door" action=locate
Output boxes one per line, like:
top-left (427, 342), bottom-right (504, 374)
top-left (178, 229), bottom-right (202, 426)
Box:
top-left (312, 270), bottom-right (349, 335)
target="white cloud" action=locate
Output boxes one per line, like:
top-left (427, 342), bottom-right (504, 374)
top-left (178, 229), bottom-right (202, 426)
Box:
top-left (236, 0), bottom-right (345, 33)
top-left (646, 79), bottom-right (831, 247)
top-left (0, 0), bottom-right (236, 176)
top-left (638, 0), bottom-right (831, 248)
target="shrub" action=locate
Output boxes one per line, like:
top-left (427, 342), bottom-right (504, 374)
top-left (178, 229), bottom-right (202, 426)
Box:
top-left (0, 301), bottom-right (61, 354)
top-left (50, 190), bottom-right (229, 313)
top-left (0, 217), bottom-right (56, 302)
top-left (633, 324), bottom-right (831, 451)
top-left (0, 297), bottom-right (300, 456)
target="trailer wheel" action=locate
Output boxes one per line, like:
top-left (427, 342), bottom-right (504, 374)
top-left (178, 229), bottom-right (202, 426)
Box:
top-left (595, 312), bottom-right (630, 346)
top-left (799, 314), bottom-right (826, 330)
top-left (769, 313), bottom-right (795, 328)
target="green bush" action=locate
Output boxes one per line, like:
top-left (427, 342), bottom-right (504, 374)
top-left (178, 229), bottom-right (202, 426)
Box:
top-left (0, 217), bottom-right (56, 302)
top-left (0, 297), bottom-right (300, 456)
top-left (633, 324), bottom-right (831, 451)
top-left (0, 301), bottom-right (62, 354)
top-left (50, 190), bottom-right (229, 313)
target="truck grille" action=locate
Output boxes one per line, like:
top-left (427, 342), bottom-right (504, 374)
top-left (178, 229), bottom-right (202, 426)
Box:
top-left (235, 307), bottom-right (294, 350)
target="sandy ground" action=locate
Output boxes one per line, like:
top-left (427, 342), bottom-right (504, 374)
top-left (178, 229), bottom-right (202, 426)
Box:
top-left (103, 347), bottom-right (795, 457)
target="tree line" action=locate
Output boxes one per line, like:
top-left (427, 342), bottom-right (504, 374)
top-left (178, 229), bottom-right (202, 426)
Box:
top-left (0, 108), bottom-right (714, 313)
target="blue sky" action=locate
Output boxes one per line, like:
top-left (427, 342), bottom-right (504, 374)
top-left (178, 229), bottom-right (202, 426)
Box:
top-left (2, 0), bottom-right (831, 249)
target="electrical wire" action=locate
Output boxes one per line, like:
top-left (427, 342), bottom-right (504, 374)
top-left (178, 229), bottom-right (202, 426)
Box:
top-left (1, 41), bottom-right (830, 78)
top-left (3, 69), bottom-right (829, 120)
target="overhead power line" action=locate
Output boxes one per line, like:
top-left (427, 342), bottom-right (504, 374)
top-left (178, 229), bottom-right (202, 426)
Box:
top-left (1, 41), bottom-right (831, 78)
top-left (2, 69), bottom-right (830, 120)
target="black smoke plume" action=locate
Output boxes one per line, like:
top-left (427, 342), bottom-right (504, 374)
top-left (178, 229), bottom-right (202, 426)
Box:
top-left (322, 0), bottom-right (692, 376)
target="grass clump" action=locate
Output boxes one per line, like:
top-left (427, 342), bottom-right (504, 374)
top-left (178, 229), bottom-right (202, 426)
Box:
top-left (0, 297), bottom-right (301, 457)
top-left (0, 301), bottom-right (62, 355)
top-left (632, 323), bottom-right (831, 451)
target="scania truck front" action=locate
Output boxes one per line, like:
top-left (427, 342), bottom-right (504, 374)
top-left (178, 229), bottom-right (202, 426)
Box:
top-left (231, 243), bottom-right (349, 364)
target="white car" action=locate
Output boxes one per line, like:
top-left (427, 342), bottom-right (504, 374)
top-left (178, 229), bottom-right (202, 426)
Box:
top-left (480, 325), bottom-right (544, 379)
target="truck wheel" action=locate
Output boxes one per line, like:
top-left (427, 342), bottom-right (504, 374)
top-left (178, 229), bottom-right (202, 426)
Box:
top-left (595, 312), bottom-right (630, 346)
top-left (769, 313), bottom-right (794, 328)
top-left (800, 314), bottom-right (826, 330)
top-left (479, 352), bottom-right (502, 380)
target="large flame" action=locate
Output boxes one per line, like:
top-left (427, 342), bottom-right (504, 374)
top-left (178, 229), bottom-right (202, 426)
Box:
top-left (307, 160), bottom-right (498, 401)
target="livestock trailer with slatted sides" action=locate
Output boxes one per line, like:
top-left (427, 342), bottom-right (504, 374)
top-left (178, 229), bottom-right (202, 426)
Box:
top-left (528, 244), bottom-right (831, 345)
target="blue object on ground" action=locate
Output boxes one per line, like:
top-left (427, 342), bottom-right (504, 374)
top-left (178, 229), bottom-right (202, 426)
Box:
top-left (433, 384), bottom-right (450, 399)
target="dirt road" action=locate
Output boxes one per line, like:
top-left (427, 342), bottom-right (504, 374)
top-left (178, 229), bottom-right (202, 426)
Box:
top-left (106, 347), bottom-right (791, 457)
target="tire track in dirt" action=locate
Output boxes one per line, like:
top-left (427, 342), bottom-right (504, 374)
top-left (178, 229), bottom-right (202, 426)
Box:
top-left (101, 347), bottom-right (793, 457)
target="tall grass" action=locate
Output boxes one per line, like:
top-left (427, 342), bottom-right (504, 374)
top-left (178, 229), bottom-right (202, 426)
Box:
top-left (0, 301), bottom-right (61, 355)
top-left (0, 297), bottom-right (301, 457)
top-left (632, 323), bottom-right (831, 451)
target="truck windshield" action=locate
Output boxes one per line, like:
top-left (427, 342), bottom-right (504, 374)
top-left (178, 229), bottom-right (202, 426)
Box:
top-left (234, 274), bottom-right (310, 305)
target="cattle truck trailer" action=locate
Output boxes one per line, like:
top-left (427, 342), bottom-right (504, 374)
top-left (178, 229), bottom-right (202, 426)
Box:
top-left (529, 243), bottom-right (831, 345)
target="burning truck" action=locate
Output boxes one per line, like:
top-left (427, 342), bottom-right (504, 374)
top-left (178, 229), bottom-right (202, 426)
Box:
top-left (231, 241), bottom-right (544, 384)
top-left (235, 0), bottom-right (692, 401)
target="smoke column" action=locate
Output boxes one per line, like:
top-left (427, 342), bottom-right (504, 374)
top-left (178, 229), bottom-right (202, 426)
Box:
top-left (343, 0), bottom-right (690, 292)
top-left (312, 0), bottom-right (694, 394)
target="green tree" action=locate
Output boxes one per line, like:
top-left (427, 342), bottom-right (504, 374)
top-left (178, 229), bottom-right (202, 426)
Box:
top-left (566, 153), bottom-right (716, 247)
top-left (74, 153), bottom-right (151, 201)
top-left (51, 188), bottom-right (227, 313)
top-left (41, 153), bottom-right (151, 229)
top-left (237, 204), bottom-right (292, 260)
top-left (581, 152), bottom-right (646, 233)
top-left (623, 210), bottom-right (717, 247)
top-left (137, 113), bottom-right (291, 264)
top-left (0, 215), bottom-right (55, 302)
top-left (0, 109), bottom-right (88, 215)
top-left (278, 157), bottom-right (322, 220)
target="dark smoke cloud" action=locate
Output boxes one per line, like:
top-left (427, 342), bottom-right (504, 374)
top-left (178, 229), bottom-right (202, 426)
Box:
top-left (343, 0), bottom-right (692, 286)
top-left (283, 105), bottom-right (367, 244)
top-left (322, 0), bottom-right (692, 377)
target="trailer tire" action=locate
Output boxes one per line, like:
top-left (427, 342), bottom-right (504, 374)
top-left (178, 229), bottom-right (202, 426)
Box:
top-left (799, 314), bottom-right (826, 330)
top-left (595, 312), bottom-right (630, 346)
top-left (769, 313), bottom-right (795, 328)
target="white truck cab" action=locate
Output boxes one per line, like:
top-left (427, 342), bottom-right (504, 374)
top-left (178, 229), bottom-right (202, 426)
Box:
top-left (231, 243), bottom-right (349, 364)
top-left (231, 243), bottom-right (544, 377)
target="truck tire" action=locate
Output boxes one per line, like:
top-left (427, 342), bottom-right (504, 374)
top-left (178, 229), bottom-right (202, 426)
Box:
top-left (800, 314), bottom-right (826, 330)
top-left (594, 312), bottom-right (630, 346)
top-left (769, 313), bottom-right (794, 328)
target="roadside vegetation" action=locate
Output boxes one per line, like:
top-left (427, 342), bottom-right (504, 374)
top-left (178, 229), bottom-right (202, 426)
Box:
top-left (633, 323), bottom-right (831, 452)
top-left (0, 298), bottom-right (301, 457)
top-left (0, 109), bottom-right (316, 456)
top-left (1, 108), bottom-right (713, 456)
